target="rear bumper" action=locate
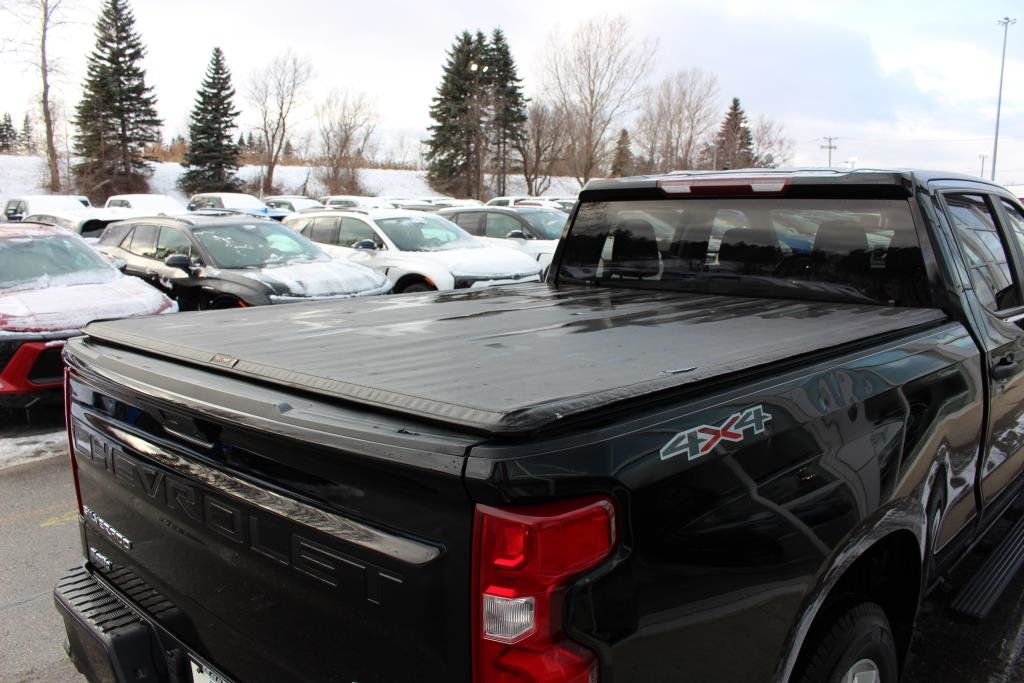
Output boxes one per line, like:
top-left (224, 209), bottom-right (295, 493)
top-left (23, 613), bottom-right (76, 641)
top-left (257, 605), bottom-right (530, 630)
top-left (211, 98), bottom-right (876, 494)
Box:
top-left (0, 336), bottom-right (69, 405)
top-left (55, 565), bottom-right (231, 683)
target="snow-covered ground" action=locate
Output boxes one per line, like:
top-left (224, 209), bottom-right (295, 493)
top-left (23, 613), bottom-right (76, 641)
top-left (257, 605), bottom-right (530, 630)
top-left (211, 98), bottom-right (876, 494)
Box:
top-left (0, 154), bottom-right (583, 205)
top-left (0, 429), bottom-right (67, 470)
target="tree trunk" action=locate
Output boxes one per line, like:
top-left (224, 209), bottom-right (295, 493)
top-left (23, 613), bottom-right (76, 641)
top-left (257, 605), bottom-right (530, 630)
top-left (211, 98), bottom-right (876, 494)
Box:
top-left (39, 4), bottom-right (60, 192)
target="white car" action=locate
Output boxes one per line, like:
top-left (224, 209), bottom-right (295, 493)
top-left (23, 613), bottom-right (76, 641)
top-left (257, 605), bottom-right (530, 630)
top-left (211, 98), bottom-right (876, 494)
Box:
top-left (319, 195), bottom-right (395, 210)
top-left (104, 194), bottom-right (186, 213)
top-left (23, 207), bottom-right (150, 240)
top-left (3, 195), bottom-right (92, 222)
top-left (283, 209), bottom-right (543, 293)
top-left (264, 195), bottom-right (325, 213)
top-left (438, 206), bottom-right (565, 276)
top-left (187, 192), bottom-right (291, 220)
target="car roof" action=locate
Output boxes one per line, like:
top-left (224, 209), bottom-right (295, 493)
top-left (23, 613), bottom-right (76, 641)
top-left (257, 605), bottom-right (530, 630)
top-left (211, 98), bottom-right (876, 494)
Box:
top-left (108, 214), bottom-right (278, 231)
top-left (191, 192), bottom-right (257, 199)
top-left (265, 195), bottom-right (317, 200)
top-left (0, 222), bottom-right (72, 238)
top-left (581, 167), bottom-right (1007, 194)
top-left (107, 193), bottom-right (173, 200)
top-left (289, 208), bottom-right (439, 221)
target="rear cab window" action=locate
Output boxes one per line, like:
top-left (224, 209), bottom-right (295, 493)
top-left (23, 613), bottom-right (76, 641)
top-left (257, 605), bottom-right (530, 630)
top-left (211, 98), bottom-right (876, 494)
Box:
top-left (558, 196), bottom-right (931, 308)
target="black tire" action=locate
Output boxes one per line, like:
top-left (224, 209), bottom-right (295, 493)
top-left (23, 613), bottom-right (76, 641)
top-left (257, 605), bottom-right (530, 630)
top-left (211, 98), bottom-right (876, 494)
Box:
top-left (201, 295), bottom-right (246, 310)
top-left (399, 282), bottom-right (435, 294)
top-left (795, 603), bottom-right (898, 683)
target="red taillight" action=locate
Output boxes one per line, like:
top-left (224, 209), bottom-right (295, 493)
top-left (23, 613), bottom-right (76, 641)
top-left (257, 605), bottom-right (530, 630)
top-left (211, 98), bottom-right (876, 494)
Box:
top-left (657, 176), bottom-right (791, 195)
top-left (473, 496), bottom-right (616, 683)
top-left (64, 368), bottom-right (84, 515)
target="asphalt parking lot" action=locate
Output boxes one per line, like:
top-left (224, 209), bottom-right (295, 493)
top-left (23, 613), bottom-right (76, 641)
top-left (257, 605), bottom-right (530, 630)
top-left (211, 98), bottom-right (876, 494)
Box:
top-left (1, 411), bottom-right (1023, 683)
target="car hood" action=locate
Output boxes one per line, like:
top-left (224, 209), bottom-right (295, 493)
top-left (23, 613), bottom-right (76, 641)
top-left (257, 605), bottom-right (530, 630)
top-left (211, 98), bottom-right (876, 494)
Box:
top-left (477, 237), bottom-right (558, 257)
top-left (235, 260), bottom-right (391, 298)
top-left (0, 273), bottom-right (175, 334)
top-left (398, 247), bottom-right (542, 277)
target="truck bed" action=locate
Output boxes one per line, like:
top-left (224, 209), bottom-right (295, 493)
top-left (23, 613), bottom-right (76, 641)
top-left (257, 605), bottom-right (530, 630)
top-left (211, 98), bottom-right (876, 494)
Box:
top-left (83, 283), bottom-right (947, 434)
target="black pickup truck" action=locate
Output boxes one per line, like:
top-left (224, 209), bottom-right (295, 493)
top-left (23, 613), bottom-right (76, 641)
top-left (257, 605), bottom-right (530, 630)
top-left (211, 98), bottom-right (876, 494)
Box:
top-left (57, 169), bottom-right (1024, 683)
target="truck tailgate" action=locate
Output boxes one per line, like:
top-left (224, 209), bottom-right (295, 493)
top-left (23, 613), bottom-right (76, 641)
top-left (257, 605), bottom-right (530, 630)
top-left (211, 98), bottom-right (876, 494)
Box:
top-left (81, 283), bottom-right (948, 434)
top-left (65, 339), bottom-right (479, 682)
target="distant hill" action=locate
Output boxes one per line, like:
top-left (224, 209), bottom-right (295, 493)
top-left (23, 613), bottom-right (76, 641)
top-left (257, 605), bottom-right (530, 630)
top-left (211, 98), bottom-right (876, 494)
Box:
top-left (0, 155), bottom-right (583, 204)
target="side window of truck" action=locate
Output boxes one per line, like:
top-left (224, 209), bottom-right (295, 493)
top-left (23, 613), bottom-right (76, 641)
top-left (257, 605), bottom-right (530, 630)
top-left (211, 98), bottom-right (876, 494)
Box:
top-left (945, 193), bottom-right (1021, 312)
top-left (999, 199), bottom-right (1024, 253)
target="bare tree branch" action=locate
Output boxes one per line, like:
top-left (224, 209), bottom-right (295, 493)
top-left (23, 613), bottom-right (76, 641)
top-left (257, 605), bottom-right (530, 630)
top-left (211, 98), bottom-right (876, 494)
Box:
top-left (247, 50), bottom-right (313, 195)
top-left (634, 68), bottom-right (719, 173)
top-left (315, 88), bottom-right (377, 195)
top-left (751, 114), bottom-right (794, 168)
top-left (543, 15), bottom-right (656, 184)
top-left (514, 100), bottom-right (567, 195)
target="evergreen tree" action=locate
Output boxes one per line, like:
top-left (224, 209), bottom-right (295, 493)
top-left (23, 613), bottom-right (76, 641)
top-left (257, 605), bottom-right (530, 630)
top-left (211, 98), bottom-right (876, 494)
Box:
top-left (237, 131), bottom-right (246, 151)
top-left (73, 0), bottom-right (162, 198)
top-left (485, 28), bottom-right (527, 196)
top-left (283, 138), bottom-right (295, 161)
top-left (178, 47), bottom-right (241, 194)
top-left (425, 31), bottom-right (489, 198)
top-left (611, 129), bottom-right (634, 177)
top-left (711, 98), bottom-right (753, 170)
top-left (0, 114), bottom-right (16, 153)
top-left (20, 115), bottom-right (36, 154)
top-left (246, 131), bottom-right (257, 153)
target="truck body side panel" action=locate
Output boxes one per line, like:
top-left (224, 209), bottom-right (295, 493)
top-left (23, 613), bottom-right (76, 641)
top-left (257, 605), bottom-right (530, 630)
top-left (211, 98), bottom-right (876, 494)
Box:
top-left (465, 323), bottom-right (983, 682)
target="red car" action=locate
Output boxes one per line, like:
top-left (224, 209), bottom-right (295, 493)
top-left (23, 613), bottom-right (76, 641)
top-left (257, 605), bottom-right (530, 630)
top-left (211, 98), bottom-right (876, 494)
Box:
top-left (0, 223), bottom-right (176, 408)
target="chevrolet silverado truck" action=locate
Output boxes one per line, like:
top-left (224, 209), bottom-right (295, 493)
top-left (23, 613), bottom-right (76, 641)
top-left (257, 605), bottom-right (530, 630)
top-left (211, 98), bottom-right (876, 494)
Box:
top-left (56, 169), bottom-right (1024, 683)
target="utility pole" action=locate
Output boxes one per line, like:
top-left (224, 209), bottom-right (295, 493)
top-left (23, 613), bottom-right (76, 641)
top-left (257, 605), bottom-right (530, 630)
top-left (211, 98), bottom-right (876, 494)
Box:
top-left (821, 137), bottom-right (838, 167)
top-left (992, 17), bottom-right (1016, 182)
top-left (979, 153), bottom-right (988, 178)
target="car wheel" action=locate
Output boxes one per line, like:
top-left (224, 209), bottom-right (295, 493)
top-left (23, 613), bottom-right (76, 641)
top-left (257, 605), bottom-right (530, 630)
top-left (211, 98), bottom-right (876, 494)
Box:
top-left (795, 603), bottom-right (898, 683)
top-left (400, 283), bottom-right (436, 294)
top-left (201, 295), bottom-right (246, 310)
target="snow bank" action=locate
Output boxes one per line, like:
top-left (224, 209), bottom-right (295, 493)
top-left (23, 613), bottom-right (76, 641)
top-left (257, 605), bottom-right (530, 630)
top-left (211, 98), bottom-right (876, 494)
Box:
top-left (0, 154), bottom-right (584, 205)
top-left (0, 429), bottom-right (67, 470)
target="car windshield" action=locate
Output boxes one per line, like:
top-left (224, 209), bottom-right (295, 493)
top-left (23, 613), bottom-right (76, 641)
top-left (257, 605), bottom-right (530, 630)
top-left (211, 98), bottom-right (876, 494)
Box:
top-left (519, 210), bottom-right (567, 239)
top-left (0, 234), bottom-right (116, 291)
top-left (558, 198), bottom-right (930, 307)
top-left (375, 215), bottom-right (480, 251)
top-left (193, 222), bottom-right (328, 269)
top-left (288, 198), bottom-right (324, 210)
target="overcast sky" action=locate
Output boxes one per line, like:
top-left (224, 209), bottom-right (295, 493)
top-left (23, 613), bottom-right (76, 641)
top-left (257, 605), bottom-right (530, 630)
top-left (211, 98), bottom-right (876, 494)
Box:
top-left (1, 0), bottom-right (1022, 183)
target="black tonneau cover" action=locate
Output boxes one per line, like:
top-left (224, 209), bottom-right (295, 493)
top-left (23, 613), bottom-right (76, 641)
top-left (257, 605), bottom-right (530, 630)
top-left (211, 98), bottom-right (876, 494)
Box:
top-left (83, 284), bottom-right (946, 434)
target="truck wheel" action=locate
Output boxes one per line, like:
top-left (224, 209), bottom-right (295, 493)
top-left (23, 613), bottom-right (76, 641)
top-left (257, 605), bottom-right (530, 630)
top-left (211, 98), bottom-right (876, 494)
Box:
top-left (795, 603), bottom-right (898, 683)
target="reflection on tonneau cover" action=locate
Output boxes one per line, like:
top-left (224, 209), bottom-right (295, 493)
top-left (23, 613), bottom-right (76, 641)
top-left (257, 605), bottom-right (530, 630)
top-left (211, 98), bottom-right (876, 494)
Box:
top-left (81, 283), bottom-right (947, 433)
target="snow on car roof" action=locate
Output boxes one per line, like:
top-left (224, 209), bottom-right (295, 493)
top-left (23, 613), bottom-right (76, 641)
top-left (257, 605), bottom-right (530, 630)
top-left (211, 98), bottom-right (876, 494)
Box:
top-left (0, 222), bottom-right (69, 239)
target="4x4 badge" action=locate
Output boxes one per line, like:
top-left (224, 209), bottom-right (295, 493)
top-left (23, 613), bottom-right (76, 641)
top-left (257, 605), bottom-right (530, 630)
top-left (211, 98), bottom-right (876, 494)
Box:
top-left (660, 405), bottom-right (771, 461)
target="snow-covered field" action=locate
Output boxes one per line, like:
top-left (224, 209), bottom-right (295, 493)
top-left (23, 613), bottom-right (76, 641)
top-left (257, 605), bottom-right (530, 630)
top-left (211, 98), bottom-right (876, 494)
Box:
top-left (0, 154), bottom-right (583, 204)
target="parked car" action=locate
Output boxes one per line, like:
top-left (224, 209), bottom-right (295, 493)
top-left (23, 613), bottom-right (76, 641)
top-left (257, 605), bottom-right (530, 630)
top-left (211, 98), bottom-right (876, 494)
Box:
top-left (23, 207), bottom-right (149, 239)
top-left (438, 206), bottom-right (566, 275)
top-left (0, 222), bottom-right (174, 408)
top-left (319, 195), bottom-right (395, 209)
top-left (485, 195), bottom-right (530, 207)
top-left (3, 195), bottom-right (93, 222)
top-left (56, 168), bottom-right (1024, 683)
top-left (283, 209), bottom-right (542, 293)
top-left (380, 197), bottom-right (439, 212)
top-left (95, 214), bottom-right (391, 309)
top-left (264, 195), bottom-right (325, 213)
top-left (104, 194), bottom-right (186, 213)
top-left (187, 192), bottom-right (291, 220)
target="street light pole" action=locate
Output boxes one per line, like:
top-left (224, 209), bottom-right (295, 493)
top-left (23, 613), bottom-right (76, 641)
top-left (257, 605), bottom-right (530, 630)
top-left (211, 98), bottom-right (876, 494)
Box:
top-left (992, 17), bottom-right (1016, 182)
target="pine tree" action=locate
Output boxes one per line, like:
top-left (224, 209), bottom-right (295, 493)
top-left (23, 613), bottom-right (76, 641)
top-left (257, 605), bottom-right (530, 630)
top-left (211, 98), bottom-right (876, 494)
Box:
top-left (0, 114), bottom-right (16, 153)
top-left (237, 132), bottom-right (246, 151)
top-left (283, 138), bottom-right (295, 161)
top-left (425, 31), bottom-right (489, 198)
top-left (485, 29), bottom-right (527, 196)
top-left (178, 47), bottom-right (241, 194)
top-left (711, 98), bottom-right (753, 170)
top-left (73, 0), bottom-right (162, 198)
top-left (20, 115), bottom-right (36, 154)
top-left (611, 129), bottom-right (634, 177)
top-left (246, 131), bottom-right (257, 153)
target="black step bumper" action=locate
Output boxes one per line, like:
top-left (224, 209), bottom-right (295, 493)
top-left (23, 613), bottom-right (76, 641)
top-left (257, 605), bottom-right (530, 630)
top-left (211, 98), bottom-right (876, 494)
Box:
top-left (54, 565), bottom-right (225, 683)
